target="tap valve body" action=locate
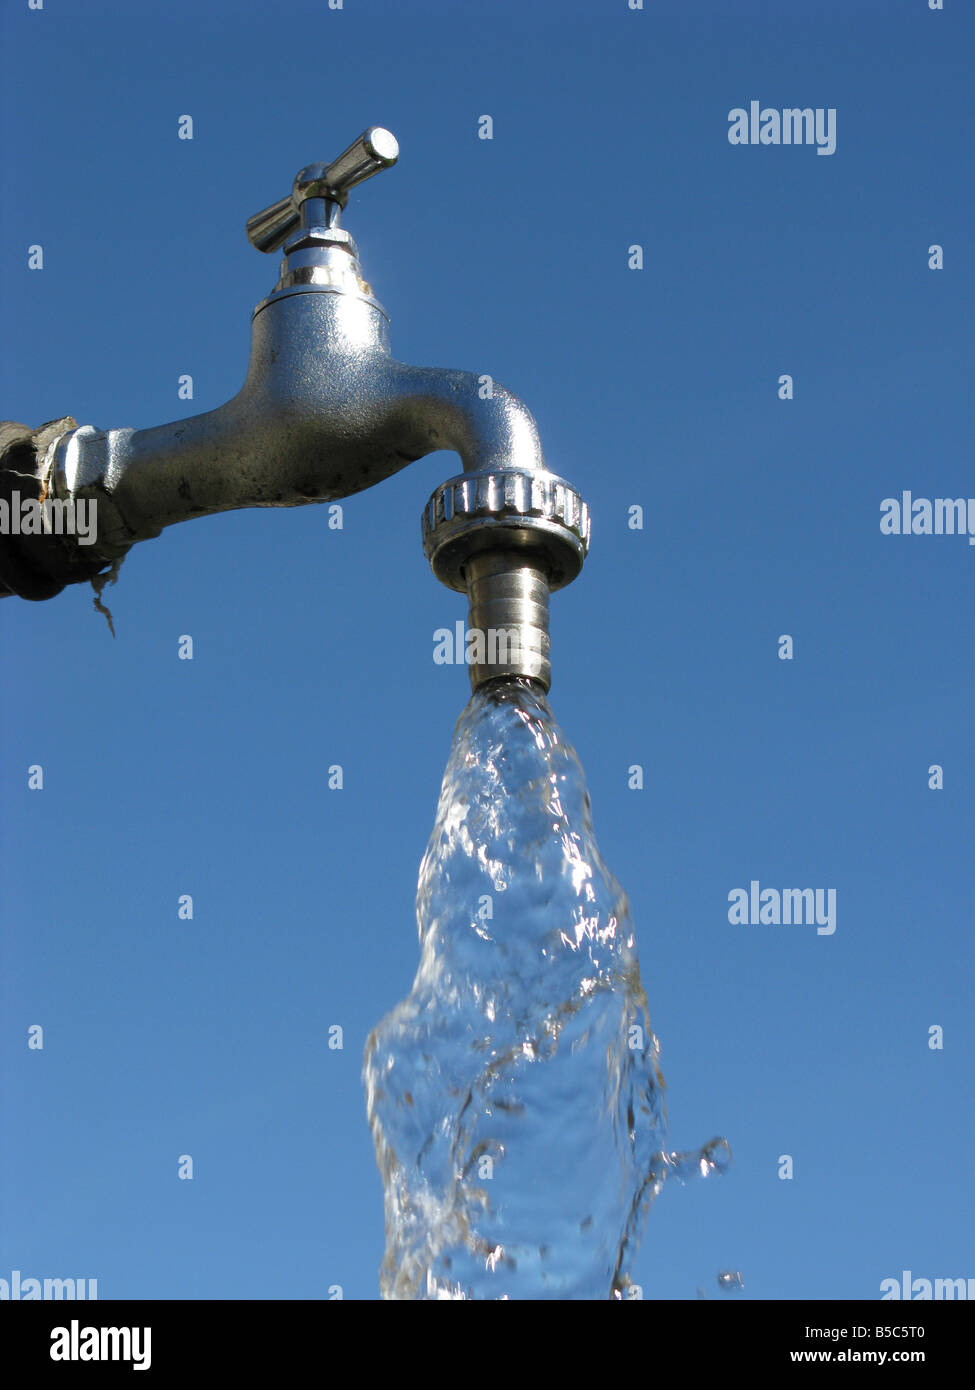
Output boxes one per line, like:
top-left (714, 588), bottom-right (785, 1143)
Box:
top-left (15, 126), bottom-right (591, 633)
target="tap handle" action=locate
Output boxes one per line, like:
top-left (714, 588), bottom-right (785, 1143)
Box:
top-left (246, 128), bottom-right (399, 254)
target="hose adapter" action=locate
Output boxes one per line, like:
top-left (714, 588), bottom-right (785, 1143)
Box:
top-left (423, 468), bottom-right (590, 693)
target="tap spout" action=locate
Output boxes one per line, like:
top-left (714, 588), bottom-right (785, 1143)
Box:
top-left (382, 362), bottom-right (546, 480)
top-left (45, 287), bottom-right (548, 577)
top-left (5, 129), bottom-right (557, 604)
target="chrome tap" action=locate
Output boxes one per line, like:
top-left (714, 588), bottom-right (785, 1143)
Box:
top-left (8, 129), bottom-right (589, 688)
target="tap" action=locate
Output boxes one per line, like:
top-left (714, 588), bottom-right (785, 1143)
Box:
top-left (4, 129), bottom-right (589, 689)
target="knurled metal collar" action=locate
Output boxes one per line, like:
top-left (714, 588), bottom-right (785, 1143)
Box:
top-left (422, 468), bottom-right (590, 593)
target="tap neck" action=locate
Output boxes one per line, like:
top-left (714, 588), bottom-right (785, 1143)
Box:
top-left (255, 195), bottom-right (387, 319)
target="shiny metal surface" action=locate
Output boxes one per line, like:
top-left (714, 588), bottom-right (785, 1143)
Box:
top-left (423, 467), bottom-right (590, 692)
top-left (423, 468), bottom-right (590, 593)
top-left (246, 128), bottom-right (399, 253)
top-left (50, 131), bottom-right (549, 560)
top-left (46, 128), bottom-right (590, 684)
top-left (465, 550), bottom-right (552, 692)
top-left (51, 286), bottom-right (552, 558)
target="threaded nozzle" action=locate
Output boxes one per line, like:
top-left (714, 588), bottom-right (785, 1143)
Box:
top-left (422, 466), bottom-right (589, 696)
top-left (464, 550), bottom-right (551, 692)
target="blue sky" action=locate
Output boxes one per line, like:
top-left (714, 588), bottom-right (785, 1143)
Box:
top-left (1, 0), bottom-right (972, 1300)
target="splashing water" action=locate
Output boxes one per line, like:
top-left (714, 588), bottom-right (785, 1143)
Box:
top-left (364, 678), bottom-right (729, 1300)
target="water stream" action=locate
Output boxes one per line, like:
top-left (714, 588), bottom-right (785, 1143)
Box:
top-left (364, 677), bottom-right (728, 1299)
